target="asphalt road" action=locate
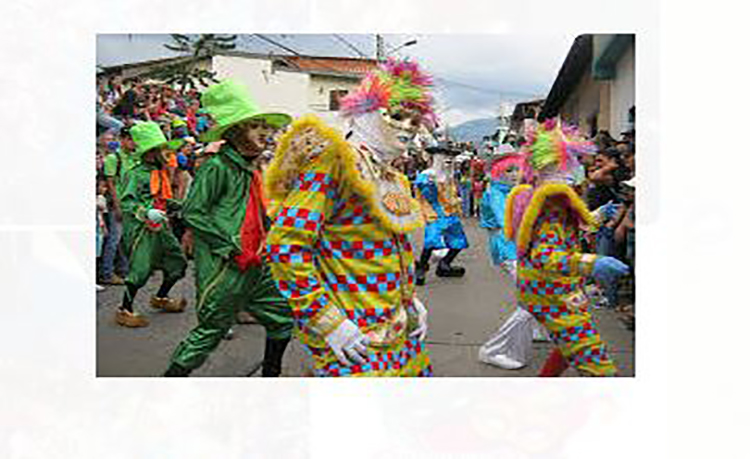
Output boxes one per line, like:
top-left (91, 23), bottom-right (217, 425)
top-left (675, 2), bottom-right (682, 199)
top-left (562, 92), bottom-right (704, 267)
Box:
top-left (96, 218), bottom-right (634, 377)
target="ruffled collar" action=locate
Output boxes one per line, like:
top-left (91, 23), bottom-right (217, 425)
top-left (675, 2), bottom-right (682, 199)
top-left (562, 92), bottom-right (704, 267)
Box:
top-left (267, 115), bottom-right (423, 234)
top-left (505, 183), bottom-right (597, 255)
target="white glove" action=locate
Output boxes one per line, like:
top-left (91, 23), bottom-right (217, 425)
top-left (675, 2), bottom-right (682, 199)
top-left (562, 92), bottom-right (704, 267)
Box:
top-left (146, 208), bottom-right (167, 224)
top-left (409, 297), bottom-right (428, 341)
top-left (325, 319), bottom-right (370, 367)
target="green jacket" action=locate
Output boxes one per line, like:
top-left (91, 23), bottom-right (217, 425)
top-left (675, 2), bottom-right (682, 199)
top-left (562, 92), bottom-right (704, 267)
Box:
top-left (119, 161), bottom-right (160, 248)
top-left (182, 145), bottom-right (260, 261)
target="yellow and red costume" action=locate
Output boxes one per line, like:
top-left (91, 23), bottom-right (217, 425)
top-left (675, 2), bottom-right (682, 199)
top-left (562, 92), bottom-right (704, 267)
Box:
top-left (265, 116), bottom-right (432, 377)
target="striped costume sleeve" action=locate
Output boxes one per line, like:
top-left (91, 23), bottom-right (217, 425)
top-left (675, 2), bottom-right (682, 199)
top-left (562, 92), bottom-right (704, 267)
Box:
top-left (528, 218), bottom-right (598, 277)
top-left (266, 151), bottom-right (347, 339)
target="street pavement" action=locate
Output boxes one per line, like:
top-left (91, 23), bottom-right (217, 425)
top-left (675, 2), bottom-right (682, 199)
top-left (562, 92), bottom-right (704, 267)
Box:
top-left (96, 217), bottom-right (634, 377)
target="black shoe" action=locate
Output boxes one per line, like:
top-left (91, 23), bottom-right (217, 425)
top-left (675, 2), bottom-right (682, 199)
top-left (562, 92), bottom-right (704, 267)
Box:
top-left (164, 363), bottom-right (192, 377)
top-left (436, 263), bottom-right (465, 278)
top-left (261, 337), bottom-right (291, 377)
top-left (415, 262), bottom-right (428, 286)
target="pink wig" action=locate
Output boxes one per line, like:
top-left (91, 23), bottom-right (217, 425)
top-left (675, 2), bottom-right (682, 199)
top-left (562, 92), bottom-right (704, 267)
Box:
top-left (490, 154), bottom-right (522, 181)
top-left (511, 187), bottom-right (534, 255)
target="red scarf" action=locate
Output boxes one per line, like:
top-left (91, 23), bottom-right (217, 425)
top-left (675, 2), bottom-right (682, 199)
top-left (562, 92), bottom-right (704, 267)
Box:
top-left (234, 169), bottom-right (268, 271)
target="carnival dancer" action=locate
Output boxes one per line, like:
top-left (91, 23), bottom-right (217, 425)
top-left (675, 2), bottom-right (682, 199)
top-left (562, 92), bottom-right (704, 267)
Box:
top-left (115, 121), bottom-right (188, 327)
top-left (413, 142), bottom-right (469, 285)
top-left (506, 119), bottom-right (629, 376)
top-left (265, 58), bottom-right (434, 377)
top-left (164, 80), bottom-right (294, 377)
top-left (477, 146), bottom-right (549, 370)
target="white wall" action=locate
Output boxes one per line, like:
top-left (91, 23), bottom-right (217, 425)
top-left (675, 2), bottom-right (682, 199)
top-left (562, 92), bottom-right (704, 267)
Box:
top-left (307, 74), bottom-right (363, 132)
top-left (609, 45), bottom-right (635, 138)
top-left (211, 55), bottom-right (310, 119)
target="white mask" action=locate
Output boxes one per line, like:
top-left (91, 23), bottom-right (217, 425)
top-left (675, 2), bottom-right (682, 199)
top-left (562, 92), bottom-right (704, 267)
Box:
top-left (346, 110), bottom-right (418, 163)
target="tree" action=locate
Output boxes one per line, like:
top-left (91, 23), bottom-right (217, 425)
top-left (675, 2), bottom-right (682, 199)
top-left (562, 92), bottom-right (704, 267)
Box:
top-left (145, 34), bottom-right (238, 92)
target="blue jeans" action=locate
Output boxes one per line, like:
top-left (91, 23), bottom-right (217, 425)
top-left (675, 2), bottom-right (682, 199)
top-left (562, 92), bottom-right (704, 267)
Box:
top-left (97, 108), bottom-right (124, 135)
top-left (101, 213), bottom-right (128, 280)
top-left (596, 226), bottom-right (618, 307)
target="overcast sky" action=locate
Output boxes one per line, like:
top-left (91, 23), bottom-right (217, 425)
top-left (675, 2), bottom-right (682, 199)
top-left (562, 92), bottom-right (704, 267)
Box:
top-left (97, 33), bottom-right (577, 126)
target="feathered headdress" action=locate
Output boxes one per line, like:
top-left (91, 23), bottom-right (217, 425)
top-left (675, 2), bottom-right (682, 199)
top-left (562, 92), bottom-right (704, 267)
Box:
top-left (341, 57), bottom-right (437, 128)
top-left (519, 118), bottom-right (596, 182)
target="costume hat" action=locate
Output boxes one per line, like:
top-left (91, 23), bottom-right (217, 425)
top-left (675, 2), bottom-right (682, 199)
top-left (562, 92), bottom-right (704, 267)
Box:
top-left (130, 121), bottom-right (184, 157)
top-left (200, 79), bottom-right (292, 142)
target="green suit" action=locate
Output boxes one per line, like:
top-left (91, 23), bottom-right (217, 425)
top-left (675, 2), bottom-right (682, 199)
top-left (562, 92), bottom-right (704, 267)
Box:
top-left (120, 162), bottom-right (187, 289)
top-left (168, 145), bottom-right (293, 371)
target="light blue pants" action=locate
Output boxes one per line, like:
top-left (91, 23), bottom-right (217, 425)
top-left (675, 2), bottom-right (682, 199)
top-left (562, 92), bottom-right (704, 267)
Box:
top-left (97, 107), bottom-right (124, 135)
top-left (101, 213), bottom-right (128, 280)
top-left (596, 226), bottom-right (618, 307)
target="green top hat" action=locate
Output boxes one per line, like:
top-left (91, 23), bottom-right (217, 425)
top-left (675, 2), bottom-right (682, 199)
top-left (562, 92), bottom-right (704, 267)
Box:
top-left (130, 121), bottom-right (184, 157)
top-left (200, 79), bottom-right (292, 142)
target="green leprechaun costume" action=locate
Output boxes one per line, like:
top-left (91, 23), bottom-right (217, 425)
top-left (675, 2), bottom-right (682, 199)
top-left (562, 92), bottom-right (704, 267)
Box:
top-left (116, 121), bottom-right (188, 327)
top-left (164, 80), bottom-right (294, 377)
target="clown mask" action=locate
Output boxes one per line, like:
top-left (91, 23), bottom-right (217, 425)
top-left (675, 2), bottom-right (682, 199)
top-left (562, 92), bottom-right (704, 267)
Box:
top-left (348, 109), bottom-right (420, 163)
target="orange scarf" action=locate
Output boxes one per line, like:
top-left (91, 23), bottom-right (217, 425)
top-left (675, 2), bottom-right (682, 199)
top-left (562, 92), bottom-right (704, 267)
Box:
top-left (150, 169), bottom-right (173, 200)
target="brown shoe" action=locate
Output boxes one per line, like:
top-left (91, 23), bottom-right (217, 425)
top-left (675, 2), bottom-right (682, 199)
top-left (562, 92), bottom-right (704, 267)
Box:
top-left (150, 296), bottom-right (187, 313)
top-left (115, 309), bottom-right (149, 327)
top-left (236, 311), bottom-right (259, 324)
top-left (102, 274), bottom-right (125, 285)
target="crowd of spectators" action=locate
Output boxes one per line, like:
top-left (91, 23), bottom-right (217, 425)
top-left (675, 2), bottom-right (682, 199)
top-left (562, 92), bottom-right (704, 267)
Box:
top-left (95, 76), bottom-right (215, 290)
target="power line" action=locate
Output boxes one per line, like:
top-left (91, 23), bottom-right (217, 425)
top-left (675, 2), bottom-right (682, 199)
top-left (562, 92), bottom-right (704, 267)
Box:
top-left (434, 76), bottom-right (541, 99)
top-left (332, 34), bottom-right (368, 59)
top-left (252, 34), bottom-right (301, 56)
top-left (246, 34), bottom-right (375, 77)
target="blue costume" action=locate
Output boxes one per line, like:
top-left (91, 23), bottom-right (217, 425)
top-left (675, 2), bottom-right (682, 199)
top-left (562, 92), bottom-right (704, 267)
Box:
top-left (414, 168), bottom-right (469, 285)
top-left (479, 181), bottom-right (516, 265)
top-left (415, 172), bottom-right (469, 250)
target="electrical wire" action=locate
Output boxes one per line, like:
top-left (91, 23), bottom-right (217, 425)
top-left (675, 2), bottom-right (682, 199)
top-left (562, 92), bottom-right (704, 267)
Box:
top-left (332, 34), bottom-right (368, 59)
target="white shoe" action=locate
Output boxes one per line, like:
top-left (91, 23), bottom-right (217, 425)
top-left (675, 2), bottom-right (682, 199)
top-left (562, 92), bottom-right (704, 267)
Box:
top-left (96, 284), bottom-right (105, 292)
top-left (478, 348), bottom-right (525, 370)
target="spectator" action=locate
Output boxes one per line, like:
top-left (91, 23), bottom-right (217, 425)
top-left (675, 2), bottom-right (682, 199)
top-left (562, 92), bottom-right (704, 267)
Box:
top-left (586, 147), bottom-right (624, 210)
top-left (100, 139), bottom-right (128, 285)
top-left (96, 176), bottom-right (109, 292)
top-left (112, 81), bottom-right (142, 120)
top-left (471, 167), bottom-right (486, 217)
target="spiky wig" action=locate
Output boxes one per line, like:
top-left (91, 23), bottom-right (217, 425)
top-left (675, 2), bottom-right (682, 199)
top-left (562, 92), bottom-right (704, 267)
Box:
top-left (340, 57), bottom-right (437, 128)
top-left (520, 118), bottom-right (596, 182)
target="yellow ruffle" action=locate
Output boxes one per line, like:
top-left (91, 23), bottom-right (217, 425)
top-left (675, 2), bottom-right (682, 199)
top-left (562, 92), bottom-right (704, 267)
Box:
top-left (266, 114), bottom-right (423, 234)
top-left (511, 183), bottom-right (598, 253)
top-left (504, 184), bottom-right (532, 240)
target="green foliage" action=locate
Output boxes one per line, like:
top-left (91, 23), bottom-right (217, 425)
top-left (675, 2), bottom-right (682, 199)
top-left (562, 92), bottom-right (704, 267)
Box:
top-left (144, 34), bottom-right (238, 92)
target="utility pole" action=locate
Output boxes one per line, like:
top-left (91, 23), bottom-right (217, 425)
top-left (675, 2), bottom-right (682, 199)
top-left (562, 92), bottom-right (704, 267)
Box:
top-left (376, 34), bottom-right (384, 61)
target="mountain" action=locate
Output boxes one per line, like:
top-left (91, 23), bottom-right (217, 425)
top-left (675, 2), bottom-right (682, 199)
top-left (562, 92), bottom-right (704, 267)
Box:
top-left (447, 117), bottom-right (499, 144)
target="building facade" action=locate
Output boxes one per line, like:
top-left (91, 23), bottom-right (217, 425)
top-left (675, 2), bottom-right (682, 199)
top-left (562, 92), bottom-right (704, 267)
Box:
top-left (539, 34), bottom-right (635, 140)
top-left (99, 52), bottom-right (379, 132)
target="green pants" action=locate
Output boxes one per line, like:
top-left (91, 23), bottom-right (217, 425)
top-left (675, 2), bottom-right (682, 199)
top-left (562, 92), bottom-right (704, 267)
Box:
top-left (168, 255), bottom-right (293, 371)
top-left (125, 226), bottom-right (187, 289)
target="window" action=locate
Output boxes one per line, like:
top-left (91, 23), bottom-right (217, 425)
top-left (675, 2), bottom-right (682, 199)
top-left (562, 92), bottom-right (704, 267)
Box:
top-left (329, 89), bottom-right (348, 111)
